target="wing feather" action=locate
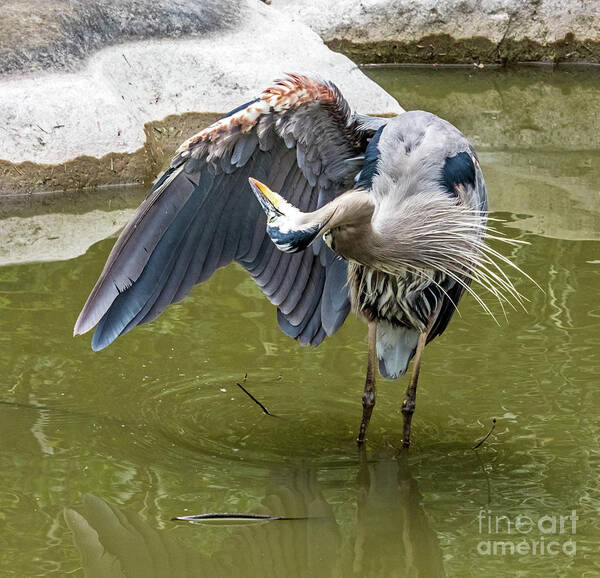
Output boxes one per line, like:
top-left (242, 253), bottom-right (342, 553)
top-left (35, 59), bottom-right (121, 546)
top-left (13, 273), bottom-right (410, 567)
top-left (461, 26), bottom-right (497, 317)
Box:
top-left (75, 74), bottom-right (385, 350)
top-left (275, 249), bottom-right (314, 316)
top-left (73, 165), bottom-right (195, 336)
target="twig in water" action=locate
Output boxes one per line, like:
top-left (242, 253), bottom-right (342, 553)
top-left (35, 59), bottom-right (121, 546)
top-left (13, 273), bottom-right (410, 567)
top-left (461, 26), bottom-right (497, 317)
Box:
top-left (472, 418), bottom-right (497, 450)
top-left (236, 374), bottom-right (275, 417)
top-left (171, 512), bottom-right (308, 523)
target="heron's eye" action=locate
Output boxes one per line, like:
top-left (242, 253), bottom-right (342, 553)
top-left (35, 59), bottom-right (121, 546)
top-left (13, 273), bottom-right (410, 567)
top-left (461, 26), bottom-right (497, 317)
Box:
top-left (268, 215), bottom-right (276, 224)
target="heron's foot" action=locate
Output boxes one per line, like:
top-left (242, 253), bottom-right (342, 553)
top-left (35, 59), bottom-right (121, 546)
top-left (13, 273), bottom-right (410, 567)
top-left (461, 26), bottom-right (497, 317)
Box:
top-left (401, 396), bottom-right (416, 448)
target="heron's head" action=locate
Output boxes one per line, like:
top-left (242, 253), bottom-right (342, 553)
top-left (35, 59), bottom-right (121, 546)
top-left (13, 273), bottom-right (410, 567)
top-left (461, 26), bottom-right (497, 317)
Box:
top-left (248, 178), bottom-right (326, 253)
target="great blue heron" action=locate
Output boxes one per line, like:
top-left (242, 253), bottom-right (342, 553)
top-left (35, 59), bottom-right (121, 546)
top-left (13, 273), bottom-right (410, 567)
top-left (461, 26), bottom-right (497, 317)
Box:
top-left (74, 74), bottom-right (522, 447)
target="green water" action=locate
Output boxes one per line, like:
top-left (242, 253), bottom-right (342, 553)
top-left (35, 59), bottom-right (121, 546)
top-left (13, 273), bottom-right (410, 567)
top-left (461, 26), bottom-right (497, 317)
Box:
top-left (1, 68), bottom-right (599, 577)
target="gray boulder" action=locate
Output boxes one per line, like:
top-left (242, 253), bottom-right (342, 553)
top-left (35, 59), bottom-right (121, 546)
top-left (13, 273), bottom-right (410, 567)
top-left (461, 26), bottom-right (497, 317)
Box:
top-left (0, 0), bottom-right (240, 76)
top-left (0, 0), bottom-right (402, 193)
top-left (273, 0), bottom-right (600, 63)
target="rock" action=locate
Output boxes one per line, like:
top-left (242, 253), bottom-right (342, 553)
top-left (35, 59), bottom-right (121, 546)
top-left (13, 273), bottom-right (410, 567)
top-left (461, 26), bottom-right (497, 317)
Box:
top-left (482, 151), bottom-right (600, 241)
top-left (0, 0), bottom-right (241, 77)
top-left (0, 187), bottom-right (144, 265)
top-left (0, 0), bottom-right (402, 179)
top-left (272, 0), bottom-right (600, 63)
top-left (0, 209), bottom-right (136, 266)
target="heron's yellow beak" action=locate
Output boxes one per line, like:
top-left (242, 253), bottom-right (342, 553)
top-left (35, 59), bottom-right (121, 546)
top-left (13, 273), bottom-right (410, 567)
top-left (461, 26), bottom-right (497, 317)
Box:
top-left (248, 178), bottom-right (285, 215)
top-left (248, 176), bottom-right (325, 254)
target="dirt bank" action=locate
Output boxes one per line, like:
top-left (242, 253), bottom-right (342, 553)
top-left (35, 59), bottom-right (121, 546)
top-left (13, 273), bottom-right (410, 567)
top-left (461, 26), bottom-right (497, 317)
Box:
top-left (328, 34), bottom-right (600, 65)
top-left (0, 113), bottom-right (219, 195)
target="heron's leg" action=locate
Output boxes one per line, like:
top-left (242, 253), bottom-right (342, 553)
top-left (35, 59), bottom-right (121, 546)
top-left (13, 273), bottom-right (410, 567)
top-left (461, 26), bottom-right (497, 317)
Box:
top-left (401, 301), bottom-right (443, 448)
top-left (357, 322), bottom-right (378, 445)
top-left (401, 331), bottom-right (427, 448)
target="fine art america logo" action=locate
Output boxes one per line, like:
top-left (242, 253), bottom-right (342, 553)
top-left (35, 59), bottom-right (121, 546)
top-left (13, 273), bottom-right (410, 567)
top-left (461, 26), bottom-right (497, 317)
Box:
top-left (477, 510), bottom-right (577, 556)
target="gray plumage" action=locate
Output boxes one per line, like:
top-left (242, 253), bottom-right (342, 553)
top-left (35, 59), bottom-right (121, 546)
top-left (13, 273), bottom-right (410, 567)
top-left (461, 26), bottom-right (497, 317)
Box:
top-left (248, 107), bottom-right (491, 380)
top-left (75, 74), bottom-right (521, 446)
top-left (350, 111), bottom-right (488, 378)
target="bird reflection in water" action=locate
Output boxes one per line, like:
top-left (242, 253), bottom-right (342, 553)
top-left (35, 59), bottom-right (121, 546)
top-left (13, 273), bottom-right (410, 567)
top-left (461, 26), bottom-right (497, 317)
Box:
top-left (65, 452), bottom-right (444, 577)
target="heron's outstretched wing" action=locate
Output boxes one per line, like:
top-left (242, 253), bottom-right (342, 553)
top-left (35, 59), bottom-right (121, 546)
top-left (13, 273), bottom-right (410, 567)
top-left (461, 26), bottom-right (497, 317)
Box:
top-left (74, 75), bottom-right (381, 350)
